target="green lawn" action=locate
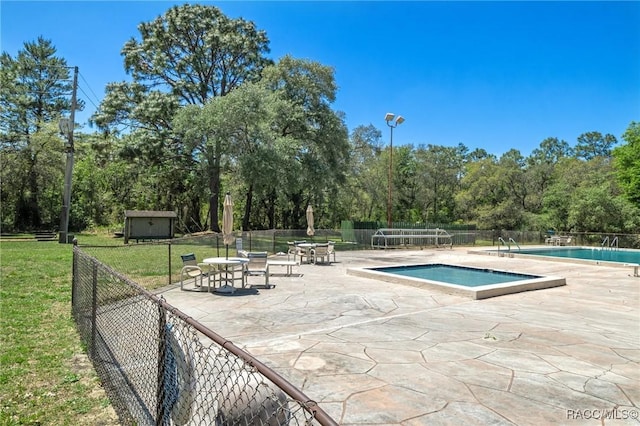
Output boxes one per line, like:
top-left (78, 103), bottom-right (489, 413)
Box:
top-left (0, 236), bottom-right (118, 425)
top-left (0, 231), bottom-right (369, 424)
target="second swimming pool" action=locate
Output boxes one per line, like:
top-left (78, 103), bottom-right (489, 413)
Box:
top-left (510, 247), bottom-right (640, 265)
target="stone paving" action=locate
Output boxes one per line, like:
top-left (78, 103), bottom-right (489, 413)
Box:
top-left (160, 247), bottom-right (640, 425)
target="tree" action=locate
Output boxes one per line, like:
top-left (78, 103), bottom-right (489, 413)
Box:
top-left (525, 137), bottom-right (573, 214)
top-left (542, 157), bottom-right (586, 231)
top-left (456, 157), bottom-right (502, 228)
top-left (541, 153), bottom-right (639, 233)
top-left (529, 136), bottom-right (573, 164)
top-left (70, 132), bottom-right (139, 229)
top-left (174, 56), bottom-right (349, 231)
top-left (391, 145), bottom-right (418, 223)
top-left (574, 131), bottom-right (617, 160)
top-left (456, 151), bottom-right (527, 230)
top-left (174, 83), bottom-right (284, 230)
top-left (344, 124), bottom-right (385, 220)
top-left (414, 143), bottom-right (467, 223)
top-left (0, 37), bottom-right (75, 230)
top-left (499, 149), bottom-right (527, 210)
top-left (92, 4), bottom-right (272, 231)
top-left (568, 184), bottom-right (639, 233)
top-left (613, 122), bottom-right (640, 204)
top-left (467, 148), bottom-right (495, 162)
top-left (257, 56), bottom-right (350, 229)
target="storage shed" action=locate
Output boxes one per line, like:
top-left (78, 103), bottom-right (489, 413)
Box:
top-left (124, 210), bottom-right (177, 244)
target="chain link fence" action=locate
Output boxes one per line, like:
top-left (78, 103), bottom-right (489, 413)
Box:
top-left (72, 245), bottom-right (337, 426)
top-left (71, 227), bottom-right (639, 424)
top-left (75, 229), bottom-right (640, 292)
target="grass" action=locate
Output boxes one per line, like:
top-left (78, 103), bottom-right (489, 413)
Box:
top-left (0, 236), bottom-right (118, 425)
top-left (0, 230), bottom-right (300, 425)
top-left (0, 230), bottom-right (372, 425)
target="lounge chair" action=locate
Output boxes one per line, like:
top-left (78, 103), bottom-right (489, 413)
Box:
top-left (242, 251), bottom-right (270, 288)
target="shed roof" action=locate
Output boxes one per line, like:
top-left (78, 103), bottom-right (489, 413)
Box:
top-left (124, 210), bottom-right (177, 218)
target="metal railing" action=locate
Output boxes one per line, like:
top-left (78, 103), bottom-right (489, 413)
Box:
top-left (602, 236), bottom-right (619, 251)
top-left (72, 244), bottom-right (337, 426)
top-left (509, 238), bottom-right (521, 251)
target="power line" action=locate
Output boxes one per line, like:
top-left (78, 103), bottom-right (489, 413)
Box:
top-left (78, 71), bottom-right (102, 109)
top-left (77, 84), bottom-right (100, 111)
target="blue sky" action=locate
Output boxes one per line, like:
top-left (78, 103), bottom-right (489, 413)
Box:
top-left (2, 1), bottom-right (639, 156)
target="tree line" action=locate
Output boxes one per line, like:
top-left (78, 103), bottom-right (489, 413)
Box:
top-left (2, 4), bottom-right (638, 235)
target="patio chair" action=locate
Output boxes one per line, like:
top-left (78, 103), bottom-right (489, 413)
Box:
top-left (242, 251), bottom-right (270, 288)
top-left (311, 243), bottom-right (330, 264)
top-left (327, 241), bottom-right (336, 263)
top-left (287, 241), bottom-right (298, 261)
top-left (180, 253), bottom-right (210, 291)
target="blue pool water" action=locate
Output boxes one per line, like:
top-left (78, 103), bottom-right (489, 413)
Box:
top-left (515, 247), bottom-right (640, 264)
top-left (372, 264), bottom-right (539, 287)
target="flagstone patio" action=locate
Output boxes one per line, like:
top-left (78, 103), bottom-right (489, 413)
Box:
top-left (160, 247), bottom-right (639, 425)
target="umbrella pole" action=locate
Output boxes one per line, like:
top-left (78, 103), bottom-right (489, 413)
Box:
top-left (226, 244), bottom-right (229, 259)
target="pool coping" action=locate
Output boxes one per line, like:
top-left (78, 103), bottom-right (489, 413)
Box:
top-left (346, 262), bottom-right (566, 300)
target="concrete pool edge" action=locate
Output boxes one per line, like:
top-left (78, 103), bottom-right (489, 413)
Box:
top-left (346, 263), bottom-right (566, 300)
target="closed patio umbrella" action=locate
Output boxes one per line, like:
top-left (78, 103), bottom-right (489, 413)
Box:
top-left (306, 204), bottom-right (315, 237)
top-left (222, 193), bottom-right (234, 258)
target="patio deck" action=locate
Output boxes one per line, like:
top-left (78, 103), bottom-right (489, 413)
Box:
top-left (159, 247), bottom-right (639, 425)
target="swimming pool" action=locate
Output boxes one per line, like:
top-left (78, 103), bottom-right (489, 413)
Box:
top-left (512, 247), bottom-right (640, 264)
top-left (347, 263), bottom-right (565, 299)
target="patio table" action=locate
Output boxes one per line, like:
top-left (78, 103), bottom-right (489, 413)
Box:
top-left (202, 257), bottom-right (249, 293)
top-left (296, 243), bottom-right (316, 264)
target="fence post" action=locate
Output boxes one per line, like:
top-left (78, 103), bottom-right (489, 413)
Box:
top-left (90, 261), bottom-right (98, 361)
top-left (168, 242), bottom-right (172, 286)
top-left (71, 244), bottom-right (77, 319)
top-left (272, 230), bottom-right (276, 254)
top-left (156, 303), bottom-right (168, 425)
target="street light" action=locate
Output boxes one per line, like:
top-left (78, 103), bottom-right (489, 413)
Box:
top-left (385, 112), bottom-right (404, 228)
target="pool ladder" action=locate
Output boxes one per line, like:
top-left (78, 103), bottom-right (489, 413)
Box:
top-left (601, 236), bottom-right (619, 251)
top-left (498, 237), bottom-right (521, 257)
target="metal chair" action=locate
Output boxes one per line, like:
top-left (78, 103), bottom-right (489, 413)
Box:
top-left (242, 251), bottom-right (270, 288)
top-left (327, 241), bottom-right (336, 263)
top-left (287, 241), bottom-right (298, 262)
top-left (311, 243), bottom-right (330, 264)
top-left (180, 253), bottom-right (208, 291)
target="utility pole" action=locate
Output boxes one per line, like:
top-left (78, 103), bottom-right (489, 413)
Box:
top-left (58, 66), bottom-right (78, 244)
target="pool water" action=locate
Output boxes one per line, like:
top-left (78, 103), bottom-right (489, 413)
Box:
top-left (515, 247), bottom-right (640, 264)
top-left (373, 264), bottom-right (537, 287)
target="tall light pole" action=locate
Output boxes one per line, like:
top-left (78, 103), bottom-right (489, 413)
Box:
top-left (385, 112), bottom-right (404, 228)
top-left (58, 66), bottom-right (78, 244)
